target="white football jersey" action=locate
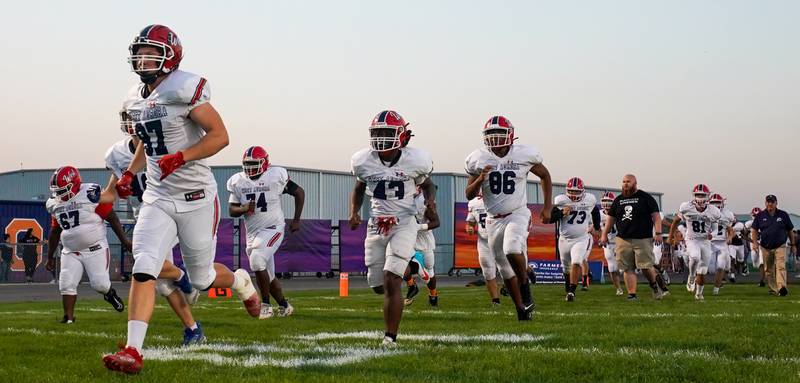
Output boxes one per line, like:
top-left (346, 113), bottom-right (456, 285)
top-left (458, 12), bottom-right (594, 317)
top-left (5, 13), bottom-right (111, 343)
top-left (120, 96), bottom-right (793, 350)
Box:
top-left (123, 69), bottom-right (217, 211)
top-left (711, 208), bottom-right (736, 241)
top-left (227, 167), bottom-right (289, 236)
top-left (600, 209), bottom-right (617, 244)
top-left (677, 202), bottom-right (721, 240)
top-left (104, 137), bottom-right (148, 214)
top-left (554, 193), bottom-right (597, 240)
top-left (351, 146), bottom-right (434, 218)
top-left (464, 144), bottom-right (542, 216)
top-left (466, 197), bottom-right (489, 239)
top-left (46, 184), bottom-right (107, 253)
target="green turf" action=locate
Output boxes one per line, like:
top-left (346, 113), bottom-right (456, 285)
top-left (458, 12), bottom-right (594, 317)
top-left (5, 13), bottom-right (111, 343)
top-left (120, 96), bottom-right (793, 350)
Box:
top-left (0, 283), bottom-right (798, 382)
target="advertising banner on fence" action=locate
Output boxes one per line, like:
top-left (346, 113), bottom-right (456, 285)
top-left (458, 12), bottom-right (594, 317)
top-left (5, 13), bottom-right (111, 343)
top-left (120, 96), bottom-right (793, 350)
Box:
top-left (0, 200), bottom-right (51, 283)
top-left (339, 220), bottom-right (367, 273)
top-left (238, 219), bottom-right (332, 273)
top-left (529, 260), bottom-right (604, 284)
top-left (454, 202), bottom-right (606, 269)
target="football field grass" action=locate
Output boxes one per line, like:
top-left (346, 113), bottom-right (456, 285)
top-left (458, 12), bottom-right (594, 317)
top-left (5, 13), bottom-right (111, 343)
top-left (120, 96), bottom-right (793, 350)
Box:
top-left (1, 283), bottom-right (799, 382)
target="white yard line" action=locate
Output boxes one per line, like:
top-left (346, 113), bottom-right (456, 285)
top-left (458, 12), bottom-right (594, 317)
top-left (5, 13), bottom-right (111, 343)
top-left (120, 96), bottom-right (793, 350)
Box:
top-left (292, 331), bottom-right (553, 343)
top-left (2, 327), bottom-right (170, 341)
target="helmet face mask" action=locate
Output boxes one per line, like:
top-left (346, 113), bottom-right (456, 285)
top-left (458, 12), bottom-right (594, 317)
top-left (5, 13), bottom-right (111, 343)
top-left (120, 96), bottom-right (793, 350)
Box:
top-left (119, 110), bottom-right (135, 137)
top-left (709, 193), bottom-right (724, 209)
top-left (601, 191), bottom-right (615, 210)
top-left (369, 127), bottom-right (404, 152)
top-left (692, 184), bottom-right (710, 208)
top-left (751, 207), bottom-right (761, 217)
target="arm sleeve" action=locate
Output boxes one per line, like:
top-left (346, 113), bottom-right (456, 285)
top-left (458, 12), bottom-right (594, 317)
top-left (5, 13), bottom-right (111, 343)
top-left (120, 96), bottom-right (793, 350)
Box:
top-left (283, 179), bottom-right (300, 195)
top-left (591, 206), bottom-right (601, 231)
top-left (94, 203), bottom-right (114, 220)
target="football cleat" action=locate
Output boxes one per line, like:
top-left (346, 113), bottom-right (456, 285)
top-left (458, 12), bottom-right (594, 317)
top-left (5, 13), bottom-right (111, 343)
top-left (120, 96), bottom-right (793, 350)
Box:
top-left (60, 315), bottom-right (75, 324)
top-left (233, 269), bottom-right (260, 318)
top-left (103, 345), bottom-right (143, 374)
top-left (779, 287), bottom-right (788, 296)
top-left (565, 292), bottom-right (575, 302)
top-left (259, 304), bottom-right (274, 320)
top-left (428, 295), bottom-right (438, 307)
top-left (517, 303), bottom-right (534, 321)
top-left (404, 283), bottom-right (419, 306)
top-left (104, 288), bottom-right (125, 312)
top-left (661, 270), bottom-right (670, 285)
top-left (381, 336), bottom-right (398, 348)
top-left (615, 288), bottom-right (624, 296)
top-left (182, 322), bottom-right (206, 347)
top-left (626, 295), bottom-right (639, 302)
top-left (278, 302), bottom-right (294, 317)
top-left (695, 293), bottom-right (705, 301)
top-left (713, 287), bottom-right (720, 296)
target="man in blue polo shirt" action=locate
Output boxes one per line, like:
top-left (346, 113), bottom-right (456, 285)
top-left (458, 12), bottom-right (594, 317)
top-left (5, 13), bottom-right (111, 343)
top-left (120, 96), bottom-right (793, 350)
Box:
top-left (751, 195), bottom-right (796, 296)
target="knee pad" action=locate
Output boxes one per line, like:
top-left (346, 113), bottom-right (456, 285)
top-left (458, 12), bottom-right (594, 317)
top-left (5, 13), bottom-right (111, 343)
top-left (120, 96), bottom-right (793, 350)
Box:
top-left (133, 272), bottom-right (157, 282)
top-left (367, 265), bottom-right (384, 288)
top-left (90, 280), bottom-right (111, 294)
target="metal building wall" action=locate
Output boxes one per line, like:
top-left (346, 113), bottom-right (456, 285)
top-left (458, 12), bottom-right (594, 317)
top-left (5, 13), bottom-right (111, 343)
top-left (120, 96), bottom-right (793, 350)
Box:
top-left (0, 167), bottom-right (662, 275)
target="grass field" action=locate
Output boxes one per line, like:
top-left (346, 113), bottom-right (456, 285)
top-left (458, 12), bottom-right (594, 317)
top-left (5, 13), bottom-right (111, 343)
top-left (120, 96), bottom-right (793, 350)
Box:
top-left (1, 283), bottom-right (799, 382)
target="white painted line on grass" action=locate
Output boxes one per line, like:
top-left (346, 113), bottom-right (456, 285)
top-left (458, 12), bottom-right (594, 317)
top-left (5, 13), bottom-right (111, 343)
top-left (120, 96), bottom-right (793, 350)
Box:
top-left (292, 331), bottom-right (553, 343)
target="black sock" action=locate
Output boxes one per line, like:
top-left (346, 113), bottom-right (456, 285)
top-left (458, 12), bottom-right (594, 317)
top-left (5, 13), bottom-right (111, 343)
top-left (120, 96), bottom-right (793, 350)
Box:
top-left (569, 284), bottom-right (577, 294)
top-left (492, 298), bottom-right (501, 304)
top-left (278, 299), bottom-right (288, 308)
top-left (655, 273), bottom-right (668, 291)
top-left (649, 281), bottom-right (659, 292)
top-left (384, 332), bottom-right (397, 342)
top-left (563, 275), bottom-right (570, 292)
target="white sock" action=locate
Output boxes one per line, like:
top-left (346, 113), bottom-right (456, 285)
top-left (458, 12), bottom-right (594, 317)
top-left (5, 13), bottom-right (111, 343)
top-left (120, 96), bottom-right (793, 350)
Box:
top-left (231, 272), bottom-right (246, 291)
top-left (188, 322), bottom-right (198, 331)
top-left (127, 320), bottom-right (149, 350)
top-left (697, 285), bottom-right (705, 295)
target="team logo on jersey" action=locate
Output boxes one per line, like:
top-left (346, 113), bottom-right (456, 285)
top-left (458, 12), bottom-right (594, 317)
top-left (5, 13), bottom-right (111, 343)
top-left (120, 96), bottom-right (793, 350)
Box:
top-left (394, 171), bottom-right (406, 177)
top-left (147, 100), bottom-right (157, 108)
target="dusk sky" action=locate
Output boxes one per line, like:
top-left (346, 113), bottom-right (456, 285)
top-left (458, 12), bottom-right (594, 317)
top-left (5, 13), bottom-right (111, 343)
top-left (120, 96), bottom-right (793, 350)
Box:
top-left (0, 1), bottom-right (797, 214)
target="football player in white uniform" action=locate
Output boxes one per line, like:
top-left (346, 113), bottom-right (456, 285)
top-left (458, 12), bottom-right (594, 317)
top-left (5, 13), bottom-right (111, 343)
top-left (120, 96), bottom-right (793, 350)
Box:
top-left (44, 166), bottom-right (126, 323)
top-left (465, 116), bottom-right (553, 320)
top-left (227, 146), bottom-right (305, 319)
top-left (745, 207), bottom-right (765, 285)
top-left (729, 221), bottom-right (746, 280)
top-left (599, 192), bottom-right (624, 295)
top-left (104, 110), bottom-right (205, 346)
top-left (675, 225), bottom-right (688, 273)
top-left (668, 184), bottom-right (721, 300)
top-left (708, 193), bottom-right (735, 295)
top-left (349, 110), bottom-right (438, 346)
top-left (104, 25), bottom-right (258, 374)
top-left (466, 194), bottom-right (501, 305)
top-left (548, 178), bottom-right (599, 302)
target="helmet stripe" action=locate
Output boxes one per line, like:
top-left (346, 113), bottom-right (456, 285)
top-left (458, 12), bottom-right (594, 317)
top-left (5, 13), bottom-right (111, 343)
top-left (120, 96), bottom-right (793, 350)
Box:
top-left (378, 110), bottom-right (388, 124)
top-left (491, 116), bottom-right (498, 126)
top-left (140, 25), bottom-right (155, 38)
top-left (246, 146), bottom-right (254, 158)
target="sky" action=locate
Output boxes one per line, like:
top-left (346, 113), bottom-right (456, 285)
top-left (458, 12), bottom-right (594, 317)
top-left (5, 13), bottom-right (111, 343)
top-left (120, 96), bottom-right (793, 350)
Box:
top-left (0, 1), bottom-right (797, 214)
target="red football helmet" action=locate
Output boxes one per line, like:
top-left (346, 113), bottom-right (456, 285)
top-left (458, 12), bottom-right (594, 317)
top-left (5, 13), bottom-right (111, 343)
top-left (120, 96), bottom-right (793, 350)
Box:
top-left (483, 116), bottom-right (514, 148)
top-left (128, 25), bottom-right (183, 83)
top-left (692, 184), bottom-right (711, 208)
top-left (751, 207), bottom-right (761, 217)
top-left (119, 109), bottom-right (135, 137)
top-left (566, 177), bottom-right (585, 202)
top-left (50, 166), bottom-right (82, 201)
top-left (709, 193), bottom-right (725, 208)
top-left (369, 110), bottom-right (410, 152)
top-left (601, 191), bottom-right (616, 210)
top-left (242, 146), bottom-right (270, 178)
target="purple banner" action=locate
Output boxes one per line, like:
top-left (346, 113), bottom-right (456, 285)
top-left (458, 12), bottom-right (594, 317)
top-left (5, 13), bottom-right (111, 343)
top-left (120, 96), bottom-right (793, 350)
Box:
top-left (239, 220), bottom-right (332, 273)
top-left (339, 220), bottom-right (367, 273)
top-left (0, 200), bottom-right (52, 283)
top-left (172, 218), bottom-right (235, 268)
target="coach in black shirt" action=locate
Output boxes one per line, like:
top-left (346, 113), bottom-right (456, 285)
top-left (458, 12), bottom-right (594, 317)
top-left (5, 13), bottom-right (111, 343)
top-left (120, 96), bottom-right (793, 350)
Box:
top-left (599, 174), bottom-right (664, 301)
top-left (751, 194), bottom-right (796, 296)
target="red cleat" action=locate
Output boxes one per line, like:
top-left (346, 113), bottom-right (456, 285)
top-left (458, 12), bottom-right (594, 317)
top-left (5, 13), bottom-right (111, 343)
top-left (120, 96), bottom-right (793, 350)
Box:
top-left (103, 345), bottom-right (143, 374)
